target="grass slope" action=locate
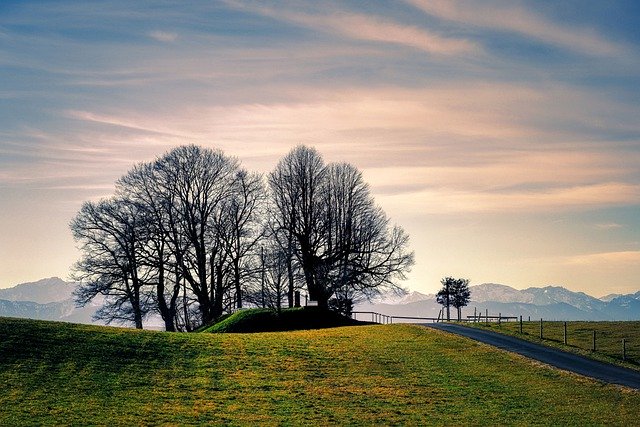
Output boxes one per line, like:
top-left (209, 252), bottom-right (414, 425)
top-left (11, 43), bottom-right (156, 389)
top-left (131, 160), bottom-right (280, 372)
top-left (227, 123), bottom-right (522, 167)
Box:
top-left (1, 317), bottom-right (639, 425)
top-left (203, 307), bottom-right (365, 333)
top-left (466, 321), bottom-right (640, 371)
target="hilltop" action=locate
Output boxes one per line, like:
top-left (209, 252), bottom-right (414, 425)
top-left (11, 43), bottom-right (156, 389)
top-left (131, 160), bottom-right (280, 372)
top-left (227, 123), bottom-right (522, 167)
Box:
top-left (203, 307), bottom-right (367, 333)
top-left (1, 317), bottom-right (639, 425)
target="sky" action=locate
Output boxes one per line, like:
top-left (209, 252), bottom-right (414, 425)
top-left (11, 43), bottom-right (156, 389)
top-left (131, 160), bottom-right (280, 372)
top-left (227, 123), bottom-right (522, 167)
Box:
top-left (1, 0), bottom-right (639, 296)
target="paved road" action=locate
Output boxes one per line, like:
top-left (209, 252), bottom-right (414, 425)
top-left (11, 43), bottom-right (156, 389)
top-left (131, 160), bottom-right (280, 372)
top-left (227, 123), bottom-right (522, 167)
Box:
top-left (422, 322), bottom-right (640, 389)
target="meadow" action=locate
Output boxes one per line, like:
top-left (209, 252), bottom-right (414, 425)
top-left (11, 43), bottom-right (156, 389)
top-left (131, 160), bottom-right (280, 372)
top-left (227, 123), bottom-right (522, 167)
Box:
top-left (467, 320), bottom-right (640, 370)
top-left (1, 317), bottom-right (639, 425)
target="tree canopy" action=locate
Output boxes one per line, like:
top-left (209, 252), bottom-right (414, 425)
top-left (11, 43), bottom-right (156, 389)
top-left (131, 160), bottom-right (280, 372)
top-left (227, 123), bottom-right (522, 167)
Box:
top-left (436, 277), bottom-right (471, 321)
top-left (71, 144), bottom-right (413, 330)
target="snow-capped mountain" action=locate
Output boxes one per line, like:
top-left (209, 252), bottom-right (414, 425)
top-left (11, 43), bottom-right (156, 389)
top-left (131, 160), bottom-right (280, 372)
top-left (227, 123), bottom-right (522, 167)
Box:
top-left (468, 283), bottom-right (534, 304)
top-left (0, 277), bottom-right (76, 304)
top-left (0, 277), bottom-right (100, 324)
top-left (358, 283), bottom-right (640, 321)
top-left (381, 290), bottom-right (434, 305)
top-left (0, 278), bottom-right (164, 329)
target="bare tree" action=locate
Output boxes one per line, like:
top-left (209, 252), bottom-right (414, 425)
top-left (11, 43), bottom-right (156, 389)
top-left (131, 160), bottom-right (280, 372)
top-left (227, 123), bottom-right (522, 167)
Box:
top-left (218, 170), bottom-right (266, 309)
top-left (323, 163), bottom-right (413, 312)
top-left (151, 145), bottom-right (239, 325)
top-left (71, 197), bottom-right (151, 329)
top-left (269, 145), bottom-right (329, 306)
top-left (71, 143), bottom-right (413, 328)
top-left (116, 163), bottom-right (182, 331)
top-left (243, 244), bottom-right (291, 311)
top-left (269, 146), bottom-right (413, 310)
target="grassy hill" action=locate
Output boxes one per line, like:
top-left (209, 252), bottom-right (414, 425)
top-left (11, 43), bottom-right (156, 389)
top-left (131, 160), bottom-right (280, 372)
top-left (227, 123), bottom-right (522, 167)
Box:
top-left (1, 317), bottom-right (639, 425)
top-left (203, 307), bottom-right (366, 333)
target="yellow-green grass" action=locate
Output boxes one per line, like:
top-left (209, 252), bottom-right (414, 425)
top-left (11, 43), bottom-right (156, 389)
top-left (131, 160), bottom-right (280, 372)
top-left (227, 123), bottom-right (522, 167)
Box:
top-left (466, 320), bottom-right (640, 370)
top-left (1, 317), bottom-right (639, 425)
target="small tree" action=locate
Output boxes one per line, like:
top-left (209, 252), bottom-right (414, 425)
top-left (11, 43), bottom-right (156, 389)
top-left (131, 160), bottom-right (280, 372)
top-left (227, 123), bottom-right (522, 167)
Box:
top-left (450, 278), bottom-right (471, 321)
top-left (436, 277), bottom-right (470, 321)
top-left (436, 277), bottom-right (454, 321)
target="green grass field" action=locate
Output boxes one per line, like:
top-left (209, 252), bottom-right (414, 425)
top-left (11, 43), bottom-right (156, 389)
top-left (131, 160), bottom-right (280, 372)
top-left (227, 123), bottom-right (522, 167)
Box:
top-left (466, 320), bottom-right (640, 370)
top-left (1, 317), bottom-right (639, 425)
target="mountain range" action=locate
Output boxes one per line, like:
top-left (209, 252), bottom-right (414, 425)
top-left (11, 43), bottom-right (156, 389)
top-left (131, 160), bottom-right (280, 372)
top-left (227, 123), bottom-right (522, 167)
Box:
top-left (2, 278), bottom-right (640, 324)
top-left (0, 277), bottom-right (102, 324)
top-left (357, 283), bottom-right (640, 321)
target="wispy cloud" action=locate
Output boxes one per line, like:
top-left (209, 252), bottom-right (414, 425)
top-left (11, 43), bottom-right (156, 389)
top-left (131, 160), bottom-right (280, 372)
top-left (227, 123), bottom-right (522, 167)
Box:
top-left (223, 0), bottom-right (480, 56)
top-left (595, 223), bottom-right (624, 230)
top-left (564, 251), bottom-right (640, 266)
top-left (404, 0), bottom-right (624, 57)
top-left (53, 79), bottom-right (640, 216)
top-left (378, 182), bottom-right (640, 216)
top-left (65, 110), bottom-right (188, 138)
top-left (148, 31), bottom-right (178, 43)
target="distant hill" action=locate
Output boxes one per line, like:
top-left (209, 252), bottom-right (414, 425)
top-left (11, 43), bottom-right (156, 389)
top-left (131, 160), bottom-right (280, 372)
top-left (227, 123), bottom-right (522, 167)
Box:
top-left (0, 277), bottom-right (102, 325)
top-left (0, 277), bottom-right (76, 303)
top-left (4, 278), bottom-right (640, 325)
top-left (358, 283), bottom-right (640, 321)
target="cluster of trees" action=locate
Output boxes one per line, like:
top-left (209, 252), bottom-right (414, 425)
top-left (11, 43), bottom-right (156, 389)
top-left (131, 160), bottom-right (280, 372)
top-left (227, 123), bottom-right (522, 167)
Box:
top-left (436, 277), bottom-right (471, 321)
top-left (71, 145), bottom-right (414, 331)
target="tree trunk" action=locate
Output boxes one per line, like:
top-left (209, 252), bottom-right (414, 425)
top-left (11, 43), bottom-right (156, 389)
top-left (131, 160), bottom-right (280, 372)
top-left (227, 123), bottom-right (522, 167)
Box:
top-left (156, 256), bottom-right (176, 332)
top-left (307, 283), bottom-right (329, 309)
top-left (286, 236), bottom-right (294, 308)
top-left (212, 263), bottom-right (224, 320)
top-left (182, 277), bottom-right (192, 332)
top-left (234, 260), bottom-right (242, 309)
top-left (133, 287), bottom-right (143, 329)
top-left (445, 281), bottom-right (451, 321)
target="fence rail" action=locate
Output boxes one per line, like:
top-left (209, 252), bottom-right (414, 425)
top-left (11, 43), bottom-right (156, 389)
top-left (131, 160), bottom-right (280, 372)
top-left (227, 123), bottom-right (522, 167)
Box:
top-left (351, 311), bottom-right (517, 325)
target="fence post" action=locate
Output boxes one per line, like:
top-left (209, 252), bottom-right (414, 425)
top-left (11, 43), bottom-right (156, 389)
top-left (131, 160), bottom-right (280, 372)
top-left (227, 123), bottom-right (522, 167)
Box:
top-left (474, 307), bottom-right (477, 322)
top-left (623, 339), bottom-right (626, 361)
top-left (486, 308), bottom-right (489, 325)
top-left (498, 313), bottom-right (501, 326)
top-left (519, 315), bottom-right (523, 333)
top-left (540, 318), bottom-right (543, 339)
top-left (592, 330), bottom-right (596, 352)
top-left (563, 322), bottom-right (567, 345)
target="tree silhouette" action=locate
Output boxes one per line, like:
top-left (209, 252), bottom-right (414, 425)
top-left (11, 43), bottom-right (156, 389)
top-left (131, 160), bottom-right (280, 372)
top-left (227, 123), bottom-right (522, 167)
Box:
top-left (269, 145), bottom-right (413, 310)
top-left (71, 144), bottom-right (413, 329)
top-left (436, 277), bottom-right (471, 321)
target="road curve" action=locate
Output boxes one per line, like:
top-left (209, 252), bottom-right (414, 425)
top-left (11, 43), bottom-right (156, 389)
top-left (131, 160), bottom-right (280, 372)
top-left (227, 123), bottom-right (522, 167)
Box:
top-left (421, 322), bottom-right (640, 390)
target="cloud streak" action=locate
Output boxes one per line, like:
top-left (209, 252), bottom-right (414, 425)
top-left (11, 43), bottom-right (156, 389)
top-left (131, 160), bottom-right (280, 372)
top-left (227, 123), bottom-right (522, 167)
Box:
top-left (565, 251), bottom-right (640, 267)
top-left (223, 0), bottom-right (480, 56)
top-left (404, 0), bottom-right (625, 57)
top-left (148, 31), bottom-right (178, 43)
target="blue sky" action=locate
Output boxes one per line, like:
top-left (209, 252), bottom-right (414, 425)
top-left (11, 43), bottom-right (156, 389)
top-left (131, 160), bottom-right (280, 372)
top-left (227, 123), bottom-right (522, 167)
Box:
top-left (1, 0), bottom-right (639, 295)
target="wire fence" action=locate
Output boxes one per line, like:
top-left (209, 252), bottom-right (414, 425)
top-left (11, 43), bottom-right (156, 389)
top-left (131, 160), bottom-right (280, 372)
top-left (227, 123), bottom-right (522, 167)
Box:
top-left (352, 310), bottom-right (640, 365)
top-left (513, 319), bottom-right (639, 364)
